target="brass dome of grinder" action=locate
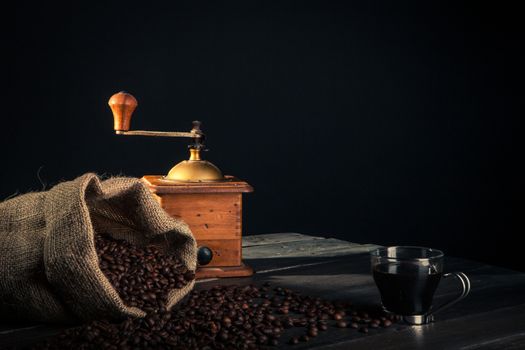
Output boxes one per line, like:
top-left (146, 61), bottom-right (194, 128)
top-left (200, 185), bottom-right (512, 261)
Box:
top-left (165, 149), bottom-right (224, 182)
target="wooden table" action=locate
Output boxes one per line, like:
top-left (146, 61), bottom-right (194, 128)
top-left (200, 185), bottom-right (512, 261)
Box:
top-left (2, 233), bottom-right (525, 349)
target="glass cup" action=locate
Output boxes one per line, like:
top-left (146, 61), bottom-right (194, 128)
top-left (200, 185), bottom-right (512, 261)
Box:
top-left (371, 246), bottom-right (470, 325)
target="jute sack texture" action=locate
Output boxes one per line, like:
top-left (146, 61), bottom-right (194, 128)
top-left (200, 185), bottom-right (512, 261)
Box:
top-left (0, 173), bottom-right (197, 322)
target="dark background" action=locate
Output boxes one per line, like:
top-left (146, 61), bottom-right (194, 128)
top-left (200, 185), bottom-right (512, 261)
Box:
top-left (4, 1), bottom-right (523, 270)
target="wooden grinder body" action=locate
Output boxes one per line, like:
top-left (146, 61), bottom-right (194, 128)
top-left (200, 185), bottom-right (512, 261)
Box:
top-left (142, 175), bottom-right (254, 279)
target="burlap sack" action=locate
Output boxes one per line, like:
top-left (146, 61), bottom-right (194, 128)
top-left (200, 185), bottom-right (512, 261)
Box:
top-left (0, 173), bottom-right (197, 323)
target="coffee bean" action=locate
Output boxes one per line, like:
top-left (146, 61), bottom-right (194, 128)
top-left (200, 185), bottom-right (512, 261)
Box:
top-left (336, 320), bottom-right (347, 328)
top-left (283, 318), bottom-right (294, 329)
top-left (333, 312), bottom-right (344, 321)
top-left (382, 319), bottom-right (393, 327)
top-left (289, 336), bottom-right (299, 345)
top-left (359, 326), bottom-right (369, 334)
top-left (277, 307), bottom-right (289, 314)
top-left (218, 330), bottom-right (228, 341)
top-left (299, 334), bottom-right (310, 342)
top-left (293, 318), bottom-right (307, 327)
top-left (257, 335), bottom-right (268, 345)
top-left (308, 328), bottom-right (318, 337)
top-left (222, 316), bottom-right (232, 328)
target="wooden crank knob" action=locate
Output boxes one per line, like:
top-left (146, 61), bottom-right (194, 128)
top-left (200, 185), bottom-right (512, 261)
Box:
top-left (108, 91), bottom-right (138, 132)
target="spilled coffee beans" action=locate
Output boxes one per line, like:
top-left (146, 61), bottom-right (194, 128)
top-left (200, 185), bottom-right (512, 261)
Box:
top-left (36, 282), bottom-right (397, 350)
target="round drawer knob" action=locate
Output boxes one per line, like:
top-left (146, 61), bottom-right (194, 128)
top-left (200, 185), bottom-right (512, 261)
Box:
top-left (197, 246), bottom-right (213, 265)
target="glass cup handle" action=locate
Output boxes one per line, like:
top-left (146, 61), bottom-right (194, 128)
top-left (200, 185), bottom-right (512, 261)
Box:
top-left (426, 272), bottom-right (471, 322)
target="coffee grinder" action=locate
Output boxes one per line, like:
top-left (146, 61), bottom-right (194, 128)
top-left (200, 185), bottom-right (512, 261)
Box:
top-left (108, 91), bottom-right (254, 279)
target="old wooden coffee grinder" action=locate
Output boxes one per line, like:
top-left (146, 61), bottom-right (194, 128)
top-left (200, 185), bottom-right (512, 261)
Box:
top-left (108, 91), bottom-right (253, 279)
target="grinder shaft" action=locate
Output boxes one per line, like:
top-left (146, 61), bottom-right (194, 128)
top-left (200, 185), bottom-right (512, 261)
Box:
top-left (108, 91), bottom-right (203, 139)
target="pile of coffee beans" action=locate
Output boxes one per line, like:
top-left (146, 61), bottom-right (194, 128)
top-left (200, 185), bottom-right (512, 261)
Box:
top-left (36, 282), bottom-right (397, 350)
top-left (95, 233), bottom-right (195, 311)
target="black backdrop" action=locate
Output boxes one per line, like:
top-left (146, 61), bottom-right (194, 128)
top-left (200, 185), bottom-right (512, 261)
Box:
top-left (4, 1), bottom-right (523, 270)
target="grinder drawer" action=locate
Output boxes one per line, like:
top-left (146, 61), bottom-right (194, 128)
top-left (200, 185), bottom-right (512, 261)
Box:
top-left (196, 238), bottom-right (241, 267)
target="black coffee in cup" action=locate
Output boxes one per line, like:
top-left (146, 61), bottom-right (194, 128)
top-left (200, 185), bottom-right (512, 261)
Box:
top-left (371, 246), bottom-right (471, 324)
top-left (373, 262), bottom-right (442, 315)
